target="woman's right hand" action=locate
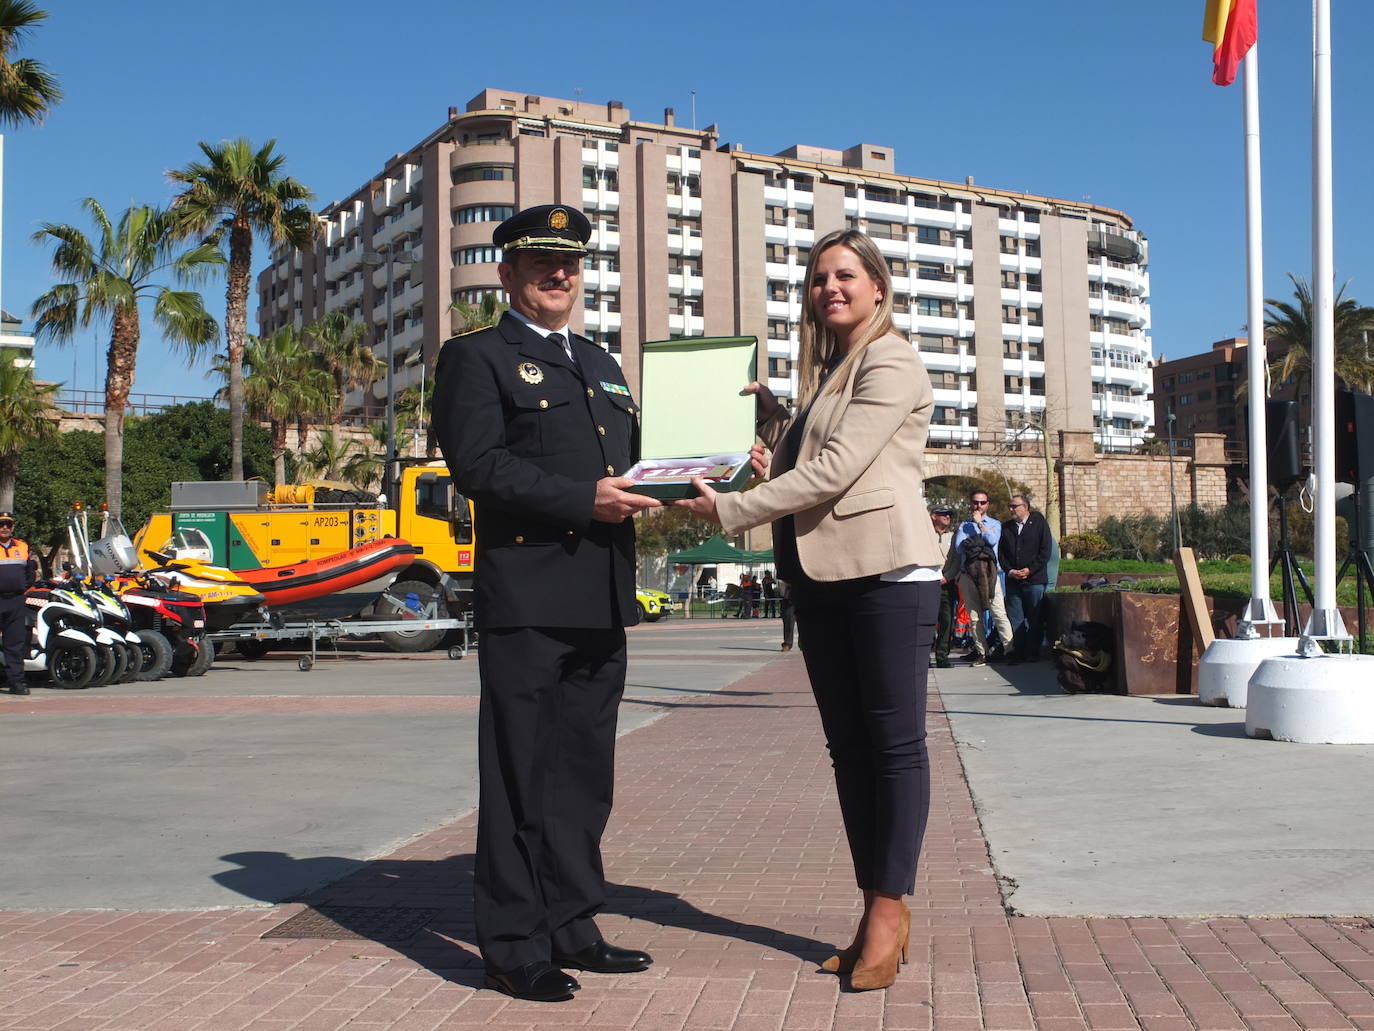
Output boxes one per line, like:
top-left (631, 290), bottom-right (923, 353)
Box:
top-left (742, 381), bottom-right (780, 423)
top-left (749, 442), bottom-right (770, 479)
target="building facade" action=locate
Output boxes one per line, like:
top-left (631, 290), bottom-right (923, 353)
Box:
top-left (1152, 337), bottom-right (1250, 454)
top-left (258, 88), bottom-right (1154, 449)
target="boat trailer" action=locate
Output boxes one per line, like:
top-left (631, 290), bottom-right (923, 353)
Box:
top-left (209, 612), bottom-right (471, 671)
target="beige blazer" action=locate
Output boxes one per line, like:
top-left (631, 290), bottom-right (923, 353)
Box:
top-left (714, 333), bottom-right (943, 582)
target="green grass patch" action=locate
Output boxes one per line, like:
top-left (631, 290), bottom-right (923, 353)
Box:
top-left (1059, 558), bottom-right (1257, 576)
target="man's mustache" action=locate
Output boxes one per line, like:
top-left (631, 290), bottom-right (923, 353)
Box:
top-left (539, 280), bottom-right (573, 291)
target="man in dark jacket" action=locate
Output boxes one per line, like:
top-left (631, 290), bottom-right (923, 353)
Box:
top-left (998, 494), bottom-right (1053, 663)
top-left (0, 512), bottom-right (36, 694)
top-left (432, 205), bottom-right (659, 1002)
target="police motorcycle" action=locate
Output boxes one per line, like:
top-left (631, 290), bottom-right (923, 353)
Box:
top-left (63, 509), bottom-right (147, 686)
top-left (23, 572), bottom-right (105, 689)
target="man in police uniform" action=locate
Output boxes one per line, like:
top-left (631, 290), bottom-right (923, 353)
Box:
top-left (0, 513), bottom-right (36, 695)
top-left (432, 205), bottom-right (660, 1002)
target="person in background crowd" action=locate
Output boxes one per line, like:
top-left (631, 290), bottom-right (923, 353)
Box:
top-left (929, 505), bottom-right (960, 669)
top-left (998, 493), bottom-right (1052, 664)
top-left (761, 570), bottom-right (778, 616)
top-left (779, 578), bottom-right (795, 652)
top-left (0, 513), bottom-right (37, 695)
top-left (953, 489), bottom-right (1014, 665)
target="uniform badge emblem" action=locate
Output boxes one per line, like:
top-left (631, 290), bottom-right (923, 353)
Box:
top-left (518, 362), bottom-right (544, 384)
top-left (549, 208), bottom-right (568, 230)
top-left (600, 380), bottom-right (631, 397)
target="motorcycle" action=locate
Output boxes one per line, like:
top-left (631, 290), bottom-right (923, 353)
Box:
top-left (22, 578), bottom-right (104, 689)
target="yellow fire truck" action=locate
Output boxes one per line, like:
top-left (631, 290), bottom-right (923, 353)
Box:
top-left (133, 460), bottom-right (473, 652)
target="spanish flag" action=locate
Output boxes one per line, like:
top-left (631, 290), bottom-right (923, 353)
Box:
top-left (1203, 0), bottom-right (1257, 86)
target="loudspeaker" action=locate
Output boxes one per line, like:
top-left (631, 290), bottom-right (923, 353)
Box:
top-left (1335, 389), bottom-right (1374, 484)
top-left (1266, 399), bottom-right (1303, 488)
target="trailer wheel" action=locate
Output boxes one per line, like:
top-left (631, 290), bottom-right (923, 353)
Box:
top-left (236, 639), bottom-right (269, 660)
top-left (447, 645), bottom-right (465, 660)
top-left (376, 579), bottom-right (446, 652)
top-left (297, 656), bottom-right (313, 672)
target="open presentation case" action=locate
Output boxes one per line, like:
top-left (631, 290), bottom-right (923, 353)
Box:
top-left (624, 335), bottom-right (759, 500)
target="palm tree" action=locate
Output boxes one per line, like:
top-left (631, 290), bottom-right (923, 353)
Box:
top-left (303, 311), bottom-right (377, 423)
top-left (299, 428), bottom-right (360, 482)
top-left (0, 347), bottom-right (58, 510)
top-left (450, 292), bottom-right (508, 334)
top-left (31, 199), bottom-right (221, 517)
top-left (1265, 274), bottom-right (1374, 398)
top-left (243, 326), bottom-right (332, 486)
top-left (167, 138), bottom-right (316, 481)
top-left (0, 1), bottom-right (61, 127)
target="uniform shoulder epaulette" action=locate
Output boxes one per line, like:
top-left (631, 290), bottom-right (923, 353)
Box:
top-left (451, 324), bottom-right (490, 339)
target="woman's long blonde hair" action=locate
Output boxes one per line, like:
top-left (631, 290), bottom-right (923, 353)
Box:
top-left (795, 229), bottom-right (896, 409)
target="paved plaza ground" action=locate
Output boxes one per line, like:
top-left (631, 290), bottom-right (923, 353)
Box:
top-left (2, 619), bottom-right (1372, 1030)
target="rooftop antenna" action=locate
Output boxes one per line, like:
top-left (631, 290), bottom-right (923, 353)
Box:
top-left (691, 91), bottom-right (697, 129)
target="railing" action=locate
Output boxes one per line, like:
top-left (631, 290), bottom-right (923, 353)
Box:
top-left (53, 390), bottom-right (389, 427)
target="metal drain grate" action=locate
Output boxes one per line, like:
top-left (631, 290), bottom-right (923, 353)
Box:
top-left (262, 905), bottom-right (438, 942)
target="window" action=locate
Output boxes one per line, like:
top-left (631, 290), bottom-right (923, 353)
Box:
top-left (767, 357), bottom-right (789, 378)
top-left (456, 246), bottom-right (500, 264)
top-left (768, 319), bottom-right (789, 340)
top-left (1178, 393), bottom-right (1193, 405)
top-left (865, 221), bottom-right (903, 240)
top-left (768, 283), bottom-right (788, 302)
top-left (917, 262), bottom-right (948, 282)
top-left (916, 336), bottom-right (959, 355)
top-left (917, 298), bottom-right (953, 318)
top-left (794, 209), bottom-right (814, 229)
top-left (887, 258), bottom-right (908, 275)
top-left (766, 244), bottom-right (788, 264)
top-left (452, 165), bottom-right (513, 184)
top-left (765, 205), bottom-right (787, 227)
top-left (454, 205), bottom-right (514, 226)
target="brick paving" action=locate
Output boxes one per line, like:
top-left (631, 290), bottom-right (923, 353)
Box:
top-left (3, 648), bottom-right (1374, 1029)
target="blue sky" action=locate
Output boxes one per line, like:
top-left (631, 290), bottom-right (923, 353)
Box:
top-left (6, 0), bottom-right (1373, 399)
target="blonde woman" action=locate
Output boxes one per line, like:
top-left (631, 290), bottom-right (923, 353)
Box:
top-left (679, 229), bottom-right (942, 991)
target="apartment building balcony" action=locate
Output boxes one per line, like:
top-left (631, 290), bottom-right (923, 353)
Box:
top-left (666, 228), bottom-right (703, 257)
top-left (766, 337), bottom-right (795, 359)
top-left (373, 204), bottom-right (423, 250)
top-left (669, 272), bottom-right (704, 297)
top-left (667, 312), bottom-right (705, 335)
top-left (581, 187), bottom-right (619, 214)
top-left (582, 267), bottom-right (622, 291)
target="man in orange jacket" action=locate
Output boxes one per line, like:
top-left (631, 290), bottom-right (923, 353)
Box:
top-left (0, 512), bottom-right (36, 695)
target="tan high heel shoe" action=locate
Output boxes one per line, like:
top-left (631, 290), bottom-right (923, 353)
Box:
top-left (849, 905), bottom-right (911, 991)
top-left (820, 947), bottom-right (858, 974)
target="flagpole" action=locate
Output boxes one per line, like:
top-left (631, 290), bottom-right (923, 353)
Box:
top-left (1238, 45), bottom-right (1280, 636)
top-left (1300, 0), bottom-right (1347, 652)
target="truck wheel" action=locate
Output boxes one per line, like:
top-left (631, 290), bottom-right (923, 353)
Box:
top-left (49, 643), bottom-right (96, 689)
top-left (134, 630), bottom-right (174, 681)
top-left (377, 579), bottom-right (446, 652)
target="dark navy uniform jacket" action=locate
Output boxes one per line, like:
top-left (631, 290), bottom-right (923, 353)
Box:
top-left (432, 313), bottom-right (641, 630)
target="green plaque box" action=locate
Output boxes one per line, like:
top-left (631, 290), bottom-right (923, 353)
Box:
top-left (625, 335), bottom-right (758, 500)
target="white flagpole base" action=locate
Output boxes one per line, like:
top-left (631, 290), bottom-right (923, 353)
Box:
top-left (1246, 654), bottom-right (1374, 743)
top-left (1197, 637), bottom-right (1301, 707)
top-left (1235, 596), bottom-right (1283, 640)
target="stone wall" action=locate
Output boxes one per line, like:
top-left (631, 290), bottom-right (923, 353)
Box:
top-left (923, 431), bottom-right (1231, 536)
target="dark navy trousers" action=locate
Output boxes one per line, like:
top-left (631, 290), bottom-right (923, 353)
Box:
top-left (792, 576), bottom-right (939, 896)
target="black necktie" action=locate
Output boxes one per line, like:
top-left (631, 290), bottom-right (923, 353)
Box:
top-left (548, 332), bottom-right (570, 362)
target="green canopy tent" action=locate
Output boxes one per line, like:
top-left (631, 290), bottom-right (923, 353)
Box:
top-left (666, 534), bottom-right (752, 565)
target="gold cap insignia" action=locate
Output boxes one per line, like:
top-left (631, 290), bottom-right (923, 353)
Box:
top-left (518, 361), bottom-right (544, 384)
top-left (549, 208), bottom-right (569, 230)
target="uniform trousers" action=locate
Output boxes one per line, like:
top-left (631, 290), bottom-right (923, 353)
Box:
top-left (793, 575), bottom-right (938, 896)
top-left (934, 580), bottom-right (959, 663)
top-left (0, 595), bottom-right (27, 685)
top-left (474, 625), bottom-right (627, 973)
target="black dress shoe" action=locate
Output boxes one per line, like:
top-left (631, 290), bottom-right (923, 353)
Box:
top-left (553, 940), bottom-right (652, 973)
top-left (935, 658), bottom-right (952, 669)
top-left (7, 684), bottom-right (30, 695)
top-left (484, 961), bottom-right (579, 1002)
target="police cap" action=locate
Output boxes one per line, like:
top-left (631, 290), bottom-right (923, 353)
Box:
top-left (493, 204), bottom-right (592, 256)
top-left (931, 505), bottom-right (954, 516)
top-left (0, 512), bottom-right (13, 525)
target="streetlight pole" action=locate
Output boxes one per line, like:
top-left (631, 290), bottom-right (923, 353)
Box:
top-left (1166, 409), bottom-right (1181, 555)
top-left (363, 244), bottom-right (416, 502)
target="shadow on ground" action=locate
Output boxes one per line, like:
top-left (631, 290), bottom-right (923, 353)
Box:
top-left (213, 849), bottom-right (829, 985)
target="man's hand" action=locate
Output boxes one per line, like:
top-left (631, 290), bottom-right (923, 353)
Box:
top-left (742, 381), bottom-right (781, 423)
top-left (592, 477), bottom-right (661, 523)
top-left (749, 442), bottom-right (770, 479)
top-left (674, 477), bottom-right (720, 523)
